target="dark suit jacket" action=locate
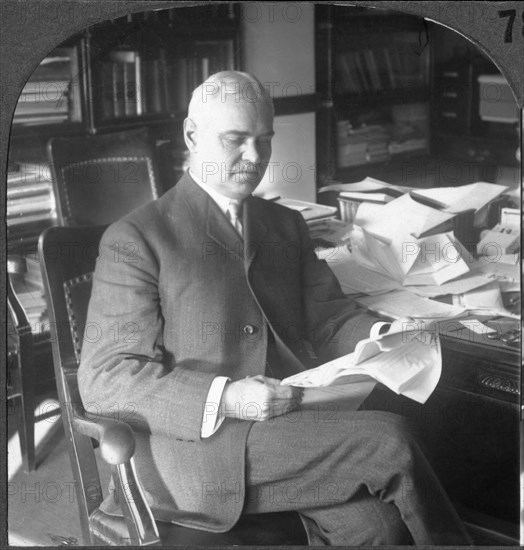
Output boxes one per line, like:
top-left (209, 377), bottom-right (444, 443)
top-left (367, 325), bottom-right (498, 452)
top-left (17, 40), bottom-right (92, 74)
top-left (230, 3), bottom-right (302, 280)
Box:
top-left (78, 172), bottom-right (379, 531)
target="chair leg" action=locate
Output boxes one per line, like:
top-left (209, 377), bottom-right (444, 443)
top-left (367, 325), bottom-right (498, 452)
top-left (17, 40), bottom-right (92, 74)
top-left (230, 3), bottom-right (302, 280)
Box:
top-left (19, 363), bottom-right (35, 472)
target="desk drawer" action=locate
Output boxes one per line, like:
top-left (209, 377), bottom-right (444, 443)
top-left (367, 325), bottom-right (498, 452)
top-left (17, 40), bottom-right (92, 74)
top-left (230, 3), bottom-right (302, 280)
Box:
top-left (440, 337), bottom-right (519, 405)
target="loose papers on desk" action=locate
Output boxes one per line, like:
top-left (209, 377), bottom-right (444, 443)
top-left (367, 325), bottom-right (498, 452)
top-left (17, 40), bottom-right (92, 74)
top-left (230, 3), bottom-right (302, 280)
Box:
top-left (317, 245), bottom-right (401, 295)
top-left (470, 255), bottom-right (520, 292)
top-left (275, 198), bottom-right (337, 222)
top-left (409, 182), bottom-right (508, 227)
top-left (452, 280), bottom-right (519, 319)
top-left (282, 326), bottom-right (442, 407)
top-left (350, 225), bottom-right (471, 286)
top-left (358, 193), bottom-right (456, 239)
top-left (318, 176), bottom-right (411, 196)
top-left (356, 290), bottom-right (466, 320)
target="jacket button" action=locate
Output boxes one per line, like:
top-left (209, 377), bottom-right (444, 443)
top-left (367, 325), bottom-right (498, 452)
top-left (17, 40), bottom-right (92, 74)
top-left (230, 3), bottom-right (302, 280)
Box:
top-left (243, 324), bottom-right (256, 335)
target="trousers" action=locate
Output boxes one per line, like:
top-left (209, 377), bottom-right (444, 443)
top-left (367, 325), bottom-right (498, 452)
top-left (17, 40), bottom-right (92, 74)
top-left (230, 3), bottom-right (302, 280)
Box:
top-left (243, 408), bottom-right (472, 545)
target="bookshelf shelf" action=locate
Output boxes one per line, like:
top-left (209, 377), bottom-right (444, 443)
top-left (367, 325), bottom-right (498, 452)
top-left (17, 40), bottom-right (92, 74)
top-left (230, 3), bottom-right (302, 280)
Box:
top-left (334, 87), bottom-right (429, 111)
top-left (315, 5), bottom-right (431, 186)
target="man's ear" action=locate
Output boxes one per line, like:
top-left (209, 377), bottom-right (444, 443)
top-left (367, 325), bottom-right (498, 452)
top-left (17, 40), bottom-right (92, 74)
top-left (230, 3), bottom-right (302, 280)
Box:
top-left (183, 117), bottom-right (198, 151)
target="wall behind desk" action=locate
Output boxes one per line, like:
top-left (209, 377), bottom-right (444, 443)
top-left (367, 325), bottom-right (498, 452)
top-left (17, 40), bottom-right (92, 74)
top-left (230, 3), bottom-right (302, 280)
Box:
top-left (241, 2), bottom-right (316, 202)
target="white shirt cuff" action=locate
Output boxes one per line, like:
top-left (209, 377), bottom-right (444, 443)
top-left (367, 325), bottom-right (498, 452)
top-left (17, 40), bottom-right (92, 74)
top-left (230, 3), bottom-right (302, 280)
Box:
top-left (369, 321), bottom-right (391, 339)
top-left (201, 376), bottom-right (230, 439)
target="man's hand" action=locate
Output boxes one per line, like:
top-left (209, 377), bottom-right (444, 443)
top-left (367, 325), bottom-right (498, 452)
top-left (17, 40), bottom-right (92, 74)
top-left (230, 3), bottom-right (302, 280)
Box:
top-left (221, 375), bottom-right (303, 421)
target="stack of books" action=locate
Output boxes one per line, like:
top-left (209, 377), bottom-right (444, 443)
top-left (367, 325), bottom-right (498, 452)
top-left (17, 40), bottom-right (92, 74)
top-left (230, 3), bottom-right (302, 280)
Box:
top-left (337, 124), bottom-right (390, 167)
top-left (13, 46), bottom-right (81, 125)
top-left (7, 163), bottom-right (56, 228)
top-left (388, 122), bottom-right (428, 155)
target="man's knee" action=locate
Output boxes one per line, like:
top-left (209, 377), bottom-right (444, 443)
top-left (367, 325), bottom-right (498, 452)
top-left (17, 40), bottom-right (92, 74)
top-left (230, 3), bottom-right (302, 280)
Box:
top-left (352, 493), bottom-right (413, 545)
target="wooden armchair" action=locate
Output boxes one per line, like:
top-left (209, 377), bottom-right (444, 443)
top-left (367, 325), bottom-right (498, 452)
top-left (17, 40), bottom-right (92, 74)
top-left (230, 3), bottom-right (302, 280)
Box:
top-left (47, 128), bottom-right (161, 226)
top-left (39, 225), bottom-right (307, 546)
top-left (7, 256), bottom-right (35, 472)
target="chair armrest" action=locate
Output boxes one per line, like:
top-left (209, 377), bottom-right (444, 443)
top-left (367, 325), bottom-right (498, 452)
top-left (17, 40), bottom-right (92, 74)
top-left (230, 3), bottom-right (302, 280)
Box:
top-left (72, 412), bottom-right (135, 465)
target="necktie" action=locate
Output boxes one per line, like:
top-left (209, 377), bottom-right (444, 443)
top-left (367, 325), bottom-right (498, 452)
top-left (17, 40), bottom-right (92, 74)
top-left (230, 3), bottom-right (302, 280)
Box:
top-left (227, 200), bottom-right (243, 236)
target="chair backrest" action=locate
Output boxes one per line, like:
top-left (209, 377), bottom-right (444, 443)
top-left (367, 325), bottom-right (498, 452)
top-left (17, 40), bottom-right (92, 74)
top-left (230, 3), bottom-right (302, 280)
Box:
top-left (48, 128), bottom-right (160, 226)
top-left (39, 225), bottom-right (108, 539)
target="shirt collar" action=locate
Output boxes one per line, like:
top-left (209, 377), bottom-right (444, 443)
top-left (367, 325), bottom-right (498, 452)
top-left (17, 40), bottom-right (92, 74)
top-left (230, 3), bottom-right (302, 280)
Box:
top-left (188, 169), bottom-right (243, 215)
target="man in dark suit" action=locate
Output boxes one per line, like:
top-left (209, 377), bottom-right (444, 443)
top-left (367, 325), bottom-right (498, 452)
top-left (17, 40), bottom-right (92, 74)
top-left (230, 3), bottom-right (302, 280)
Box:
top-left (78, 71), bottom-right (471, 545)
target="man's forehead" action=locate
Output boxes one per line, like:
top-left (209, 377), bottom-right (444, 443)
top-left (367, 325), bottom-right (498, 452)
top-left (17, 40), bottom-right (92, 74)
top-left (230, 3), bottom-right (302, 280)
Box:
top-left (203, 99), bottom-right (273, 132)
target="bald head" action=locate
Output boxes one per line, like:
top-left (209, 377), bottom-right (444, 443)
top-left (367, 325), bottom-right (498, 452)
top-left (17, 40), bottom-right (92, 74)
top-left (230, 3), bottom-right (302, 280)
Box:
top-left (187, 71), bottom-right (274, 127)
top-left (183, 71), bottom-right (275, 200)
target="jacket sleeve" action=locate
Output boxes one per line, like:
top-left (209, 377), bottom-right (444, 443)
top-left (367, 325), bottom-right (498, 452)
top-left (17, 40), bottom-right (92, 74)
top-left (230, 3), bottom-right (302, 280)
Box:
top-left (296, 212), bottom-right (382, 362)
top-left (77, 220), bottom-right (216, 441)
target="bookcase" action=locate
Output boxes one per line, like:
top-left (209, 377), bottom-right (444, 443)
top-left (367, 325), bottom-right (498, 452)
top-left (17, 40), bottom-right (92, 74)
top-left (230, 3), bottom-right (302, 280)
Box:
top-left (8, 3), bottom-right (240, 256)
top-left (315, 5), bottom-right (519, 192)
top-left (315, 5), bottom-right (431, 186)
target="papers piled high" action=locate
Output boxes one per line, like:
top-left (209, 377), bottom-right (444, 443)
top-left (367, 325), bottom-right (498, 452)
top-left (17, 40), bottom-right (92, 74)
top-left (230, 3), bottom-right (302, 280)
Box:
top-left (356, 290), bottom-right (466, 320)
top-left (318, 177), bottom-right (410, 196)
top-left (350, 225), bottom-right (471, 287)
top-left (282, 324), bottom-right (442, 406)
top-left (276, 198), bottom-right (337, 222)
top-left (409, 182), bottom-right (508, 227)
top-left (317, 245), bottom-right (400, 295)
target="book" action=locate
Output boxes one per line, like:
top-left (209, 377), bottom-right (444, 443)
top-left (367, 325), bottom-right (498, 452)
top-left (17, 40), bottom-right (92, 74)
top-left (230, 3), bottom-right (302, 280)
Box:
top-left (143, 57), bottom-right (163, 114)
top-left (7, 181), bottom-right (50, 199)
top-left (7, 212), bottom-right (55, 226)
top-left (109, 49), bottom-right (141, 117)
top-left (282, 325), bottom-right (442, 405)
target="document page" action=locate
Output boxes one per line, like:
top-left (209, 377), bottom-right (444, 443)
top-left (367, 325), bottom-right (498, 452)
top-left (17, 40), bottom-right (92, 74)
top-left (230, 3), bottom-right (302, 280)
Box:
top-left (317, 245), bottom-right (401, 295)
top-left (410, 182), bottom-right (508, 214)
top-left (318, 177), bottom-right (410, 195)
top-left (361, 194), bottom-right (456, 239)
top-left (282, 327), bottom-right (442, 404)
top-left (356, 289), bottom-right (466, 319)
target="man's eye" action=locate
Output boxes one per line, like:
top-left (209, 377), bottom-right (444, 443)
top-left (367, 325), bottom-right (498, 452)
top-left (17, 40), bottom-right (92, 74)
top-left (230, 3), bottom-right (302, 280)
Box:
top-left (224, 137), bottom-right (243, 147)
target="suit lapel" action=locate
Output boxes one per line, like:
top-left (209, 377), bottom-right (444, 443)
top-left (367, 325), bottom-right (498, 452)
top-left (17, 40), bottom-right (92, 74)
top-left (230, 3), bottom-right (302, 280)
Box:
top-left (243, 196), bottom-right (270, 268)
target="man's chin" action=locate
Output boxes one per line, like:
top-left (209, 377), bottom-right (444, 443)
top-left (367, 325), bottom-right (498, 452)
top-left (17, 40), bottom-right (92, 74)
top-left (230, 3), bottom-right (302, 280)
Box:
top-left (225, 177), bottom-right (261, 199)
top-left (231, 173), bottom-right (262, 189)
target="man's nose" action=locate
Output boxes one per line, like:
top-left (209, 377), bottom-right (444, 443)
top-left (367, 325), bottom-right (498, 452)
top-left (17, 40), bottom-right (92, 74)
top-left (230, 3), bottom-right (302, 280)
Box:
top-left (242, 141), bottom-right (261, 164)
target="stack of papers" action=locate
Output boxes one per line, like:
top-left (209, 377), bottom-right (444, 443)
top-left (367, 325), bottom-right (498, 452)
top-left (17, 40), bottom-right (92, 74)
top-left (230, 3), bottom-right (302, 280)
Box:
top-left (409, 182), bottom-right (508, 227)
top-left (357, 193), bottom-right (456, 239)
top-left (317, 245), bottom-right (401, 295)
top-left (350, 226), bottom-right (471, 287)
top-left (276, 198), bottom-right (337, 222)
top-left (356, 289), bottom-right (466, 320)
top-left (318, 177), bottom-right (410, 196)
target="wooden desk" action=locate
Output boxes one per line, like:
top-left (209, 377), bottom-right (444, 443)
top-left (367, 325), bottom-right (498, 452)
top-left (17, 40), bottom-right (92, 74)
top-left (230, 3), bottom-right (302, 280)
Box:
top-left (364, 320), bottom-right (520, 544)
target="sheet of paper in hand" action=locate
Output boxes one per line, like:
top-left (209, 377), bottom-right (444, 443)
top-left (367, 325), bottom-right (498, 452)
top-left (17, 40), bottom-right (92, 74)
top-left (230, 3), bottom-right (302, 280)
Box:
top-left (281, 327), bottom-right (441, 409)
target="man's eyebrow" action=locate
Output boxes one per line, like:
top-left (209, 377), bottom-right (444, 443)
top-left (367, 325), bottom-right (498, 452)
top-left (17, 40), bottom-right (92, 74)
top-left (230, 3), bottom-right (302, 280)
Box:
top-left (218, 130), bottom-right (275, 138)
